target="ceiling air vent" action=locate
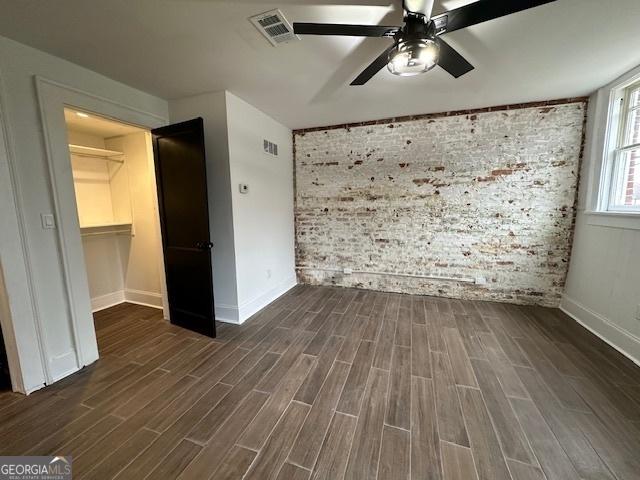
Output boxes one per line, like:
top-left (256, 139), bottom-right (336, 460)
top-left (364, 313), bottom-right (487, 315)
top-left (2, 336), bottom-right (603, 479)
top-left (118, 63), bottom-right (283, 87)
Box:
top-left (250, 9), bottom-right (299, 47)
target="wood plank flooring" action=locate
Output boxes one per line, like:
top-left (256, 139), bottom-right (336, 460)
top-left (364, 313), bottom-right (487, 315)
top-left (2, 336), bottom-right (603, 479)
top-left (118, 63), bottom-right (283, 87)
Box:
top-left (1, 285), bottom-right (640, 479)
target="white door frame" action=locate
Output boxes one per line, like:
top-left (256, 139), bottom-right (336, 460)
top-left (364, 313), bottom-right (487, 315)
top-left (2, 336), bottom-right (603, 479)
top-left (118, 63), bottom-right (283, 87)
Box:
top-left (0, 73), bottom-right (45, 394)
top-left (35, 76), bottom-right (169, 372)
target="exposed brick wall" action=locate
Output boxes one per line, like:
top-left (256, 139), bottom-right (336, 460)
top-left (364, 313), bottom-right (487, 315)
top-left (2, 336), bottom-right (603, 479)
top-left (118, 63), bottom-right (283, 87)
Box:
top-left (293, 99), bottom-right (587, 307)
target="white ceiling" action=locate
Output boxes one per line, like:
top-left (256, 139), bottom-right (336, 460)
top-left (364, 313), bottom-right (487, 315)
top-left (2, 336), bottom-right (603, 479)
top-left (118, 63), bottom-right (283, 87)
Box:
top-left (1, 0), bottom-right (640, 129)
top-left (64, 108), bottom-right (146, 137)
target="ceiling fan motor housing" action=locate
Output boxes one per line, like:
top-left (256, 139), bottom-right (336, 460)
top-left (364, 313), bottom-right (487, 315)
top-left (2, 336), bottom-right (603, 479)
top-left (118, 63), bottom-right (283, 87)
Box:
top-left (387, 16), bottom-right (440, 77)
top-left (396, 14), bottom-right (437, 44)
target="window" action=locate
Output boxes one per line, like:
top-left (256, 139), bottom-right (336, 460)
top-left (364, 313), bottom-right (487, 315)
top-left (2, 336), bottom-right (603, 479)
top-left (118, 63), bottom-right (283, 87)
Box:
top-left (602, 80), bottom-right (640, 212)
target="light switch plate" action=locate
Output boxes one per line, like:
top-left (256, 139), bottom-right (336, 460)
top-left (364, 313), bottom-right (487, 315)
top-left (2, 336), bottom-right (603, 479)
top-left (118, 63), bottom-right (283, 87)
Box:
top-left (41, 213), bottom-right (56, 229)
top-left (239, 183), bottom-right (249, 194)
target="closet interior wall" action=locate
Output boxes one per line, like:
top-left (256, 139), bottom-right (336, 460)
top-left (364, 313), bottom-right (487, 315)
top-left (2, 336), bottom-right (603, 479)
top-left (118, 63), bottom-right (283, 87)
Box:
top-left (66, 117), bottom-right (165, 314)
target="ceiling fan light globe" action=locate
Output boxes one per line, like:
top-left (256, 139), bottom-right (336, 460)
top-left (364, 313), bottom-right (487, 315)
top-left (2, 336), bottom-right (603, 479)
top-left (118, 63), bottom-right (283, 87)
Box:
top-left (391, 52), bottom-right (411, 70)
top-left (387, 39), bottom-right (439, 77)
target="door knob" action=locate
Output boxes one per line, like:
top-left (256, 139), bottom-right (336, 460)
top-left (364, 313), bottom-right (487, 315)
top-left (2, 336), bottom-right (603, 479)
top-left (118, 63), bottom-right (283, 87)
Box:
top-left (196, 241), bottom-right (213, 250)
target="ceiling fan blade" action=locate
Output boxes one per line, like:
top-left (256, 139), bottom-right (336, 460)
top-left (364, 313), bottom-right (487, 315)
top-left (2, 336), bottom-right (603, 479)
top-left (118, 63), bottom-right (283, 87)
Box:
top-left (437, 39), bottom-right (474, 78)
top-left (403, 0), bottom-right (435, 18)
top-left (433, 0), bottom-right (556, 35)
top-left (351, 44), bottom-right (396, 86)
top-left (293, 22), bottom-right (399, 37)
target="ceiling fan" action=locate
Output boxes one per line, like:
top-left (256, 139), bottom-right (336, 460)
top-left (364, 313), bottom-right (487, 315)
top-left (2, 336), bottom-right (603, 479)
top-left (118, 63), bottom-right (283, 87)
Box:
top-left (293, 0), bottom-right (556, 85)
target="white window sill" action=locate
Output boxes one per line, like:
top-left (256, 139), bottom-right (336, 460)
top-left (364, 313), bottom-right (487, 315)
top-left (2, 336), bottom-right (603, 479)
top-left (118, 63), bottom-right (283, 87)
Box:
top-left (584, 210), bottom-right (640, 230)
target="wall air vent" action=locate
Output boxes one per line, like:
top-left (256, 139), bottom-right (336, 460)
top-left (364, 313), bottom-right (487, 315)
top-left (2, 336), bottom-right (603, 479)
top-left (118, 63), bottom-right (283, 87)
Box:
top-left (250, 9), bottom-right (299, 47)
top-left (264, 139), bottom-right (278, 156)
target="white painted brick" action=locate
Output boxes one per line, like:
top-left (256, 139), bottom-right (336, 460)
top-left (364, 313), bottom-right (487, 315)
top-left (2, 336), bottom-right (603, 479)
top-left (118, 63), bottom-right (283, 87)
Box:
top-left (293, 102), bottom-right (586, 307)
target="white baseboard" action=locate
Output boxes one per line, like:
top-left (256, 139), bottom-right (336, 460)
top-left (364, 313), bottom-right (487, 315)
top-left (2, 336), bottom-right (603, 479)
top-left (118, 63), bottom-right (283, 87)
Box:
top-left (49, 351), bottom-right (79, 383)
top-left (91, 289), bottom-right (164, 312)
top-left (24, 382), bottom-right (46, 395)
top-left (90, 279), bottom-right (297, 326)
top-left (238, 276), bottom-right (297, 324)
top-left (91, 290), bottom-right (125, 312)
top-left (560, 295), bottom-right (640, 367)
top-left (125, 289), bottom-right (163, 309)
top-left (215, 276), bottom-right (297, 325)
top-left (215, 303), bottom-right (240, 324)
top-left (35, 350), bottom-right (91, 394)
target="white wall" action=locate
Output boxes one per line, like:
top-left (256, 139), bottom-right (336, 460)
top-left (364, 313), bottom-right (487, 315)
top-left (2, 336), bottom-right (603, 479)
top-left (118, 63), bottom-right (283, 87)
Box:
top-left (563, 64), bottom-right (640, 365)
top-left (68, 131), bottom-right (164, 312)
top-left (169, 92), bottom-right (239, 322)
top-left (82, 235), bottom-right (126, 309)
top-left (225, 93), bottom-right (296, 320)
top-left (106, 132), bottom-right (165, 310)
top-left (0, 35), bottom-right (168, 392)
top-left (68, 131), bottom-right (125, 310)
top-left (169, 91), bottom-right (296, 323)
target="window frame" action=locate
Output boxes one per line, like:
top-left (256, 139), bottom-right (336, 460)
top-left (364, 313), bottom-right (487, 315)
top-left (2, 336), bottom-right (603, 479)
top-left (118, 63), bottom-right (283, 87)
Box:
top-left (598, 79), bottom-right (640, 213)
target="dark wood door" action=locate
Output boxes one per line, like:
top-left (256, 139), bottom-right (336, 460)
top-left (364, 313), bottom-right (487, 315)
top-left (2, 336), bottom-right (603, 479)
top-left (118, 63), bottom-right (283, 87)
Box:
top-left (0, 325), bottom-right (11, 390)
top-left (152, 118), bottom-right (216, 338)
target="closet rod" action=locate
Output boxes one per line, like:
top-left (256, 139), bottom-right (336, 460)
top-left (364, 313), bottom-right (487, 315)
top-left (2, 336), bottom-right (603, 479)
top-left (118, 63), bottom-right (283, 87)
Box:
top-left (71, 152), bottom-right (125, 163)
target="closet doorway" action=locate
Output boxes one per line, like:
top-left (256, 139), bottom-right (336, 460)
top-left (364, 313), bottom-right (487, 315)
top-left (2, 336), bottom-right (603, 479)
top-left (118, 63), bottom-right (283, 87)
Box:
top-left (64, 108), bottom-right (169, 346)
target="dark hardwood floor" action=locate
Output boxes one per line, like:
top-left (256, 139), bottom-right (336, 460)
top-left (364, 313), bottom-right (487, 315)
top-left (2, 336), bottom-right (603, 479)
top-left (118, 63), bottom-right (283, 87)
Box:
top-left (1, 285), bottom-right (640, 479)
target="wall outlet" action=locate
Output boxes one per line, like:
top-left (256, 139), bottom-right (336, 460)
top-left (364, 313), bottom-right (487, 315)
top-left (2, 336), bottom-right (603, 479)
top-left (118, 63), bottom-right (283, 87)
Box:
top-left (636, 304), bottom-right (640, 321)
top-left (239, 183), bottom-right (249, 194)
top-left (343, 267), bottom-right (353, 275)
top-left (475, 276), bottom-right (487, 285)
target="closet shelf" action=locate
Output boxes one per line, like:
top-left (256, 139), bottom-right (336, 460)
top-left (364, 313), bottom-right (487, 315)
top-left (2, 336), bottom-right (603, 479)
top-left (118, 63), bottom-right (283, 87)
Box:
top-left (80, 222), bottom-right (132, 237)
top-left (69, 144), bottom-right (125, 162)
